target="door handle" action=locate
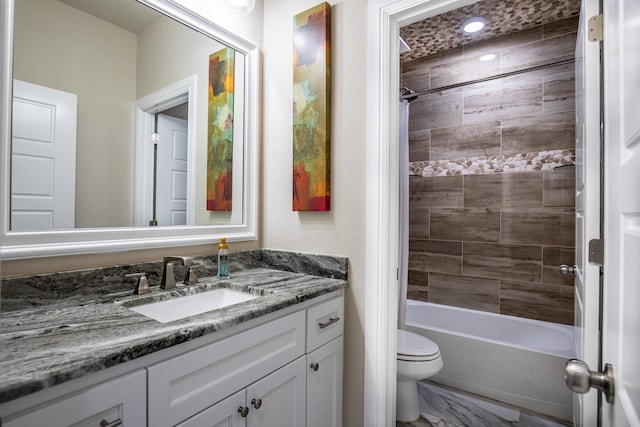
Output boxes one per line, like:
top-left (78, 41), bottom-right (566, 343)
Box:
top-left (564, 359), bottom-right (615, 404)
top-left (559, 264), bottom-right (576, 276)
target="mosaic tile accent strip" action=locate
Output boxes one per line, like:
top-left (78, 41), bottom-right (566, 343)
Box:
top-left (399, 0), bottom-right (580, 62)
top-left (409, 149), bottom-right (574, 177)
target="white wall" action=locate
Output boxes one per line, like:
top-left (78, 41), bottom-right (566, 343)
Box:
top-left (13, 0), bottom-right (137, 228)
top-left (262, 1), bottom-right (368, 425)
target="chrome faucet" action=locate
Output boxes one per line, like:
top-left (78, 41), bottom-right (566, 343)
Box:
top-left (160, 256), bottom-right (196, 290)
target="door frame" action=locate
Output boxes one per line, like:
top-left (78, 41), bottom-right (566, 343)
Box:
top-left (365, 0), bottom-right (478, 424)
top-left (133, 75), bottom-right (197, 227)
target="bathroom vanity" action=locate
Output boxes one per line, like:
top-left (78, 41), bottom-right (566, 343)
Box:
top-left (0, 251), bottom-right (347, 427)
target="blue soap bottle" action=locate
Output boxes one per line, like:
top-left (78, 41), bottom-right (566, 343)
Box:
top-left (218, 238), bottom-right (230, 279)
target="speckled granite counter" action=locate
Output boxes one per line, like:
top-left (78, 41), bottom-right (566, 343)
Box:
top-left (0, 250), bottom-right (348, 404)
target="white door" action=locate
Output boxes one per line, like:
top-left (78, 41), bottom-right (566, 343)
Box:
top-left (601, 0), bottom-right (640, 425)
top-left (156, 114), bottom-right (187, 226)
top-left (573, 0), bottom-right (602, 424)
top-left (11, 80), bottom-right (77, 230)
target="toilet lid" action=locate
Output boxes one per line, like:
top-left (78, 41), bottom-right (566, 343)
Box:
top-left (397, 329), bottom-right (440, 360)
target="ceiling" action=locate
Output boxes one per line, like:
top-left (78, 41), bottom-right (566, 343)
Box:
top-left (59, 0), bottom-right (159, 33)
top-left (400, 0), bottom-right (580, 63)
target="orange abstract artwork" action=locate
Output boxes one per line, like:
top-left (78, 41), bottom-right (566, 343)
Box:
top-left (293, 2), bottom-right (331, 211)
top-left (207, 47), bottom-right (235, 211)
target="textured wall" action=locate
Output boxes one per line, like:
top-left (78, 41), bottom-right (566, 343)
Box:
top-left (402, 17), bottom-right (578, 325)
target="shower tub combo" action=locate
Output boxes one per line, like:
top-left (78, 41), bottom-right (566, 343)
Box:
top-left (404, 300), bottom-right (575, 421)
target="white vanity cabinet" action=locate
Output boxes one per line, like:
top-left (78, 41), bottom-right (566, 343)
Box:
top-left (1, 292), bottom-right (344, 427)
top-left (147, 310), bottom-right (307, 427)
top-left (178, 357), bottom-right (306, 427)
top-left (305, 297), bottom-right (344, 427)
top-left (3, 369), bottom-right (146, 427)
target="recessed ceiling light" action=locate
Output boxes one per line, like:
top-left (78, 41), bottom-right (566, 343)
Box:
top-left (462, 17), bottom-right (487, 34)
top-left (479, 54), bottom-right (496, 62)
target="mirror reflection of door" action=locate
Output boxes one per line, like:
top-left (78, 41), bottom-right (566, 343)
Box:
top-left (11, 80), bottom-right (77, 231)
top-left (155, 109), bottom-right (188, 226)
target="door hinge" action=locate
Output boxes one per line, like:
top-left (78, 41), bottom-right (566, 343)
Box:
top-left (588, 15), bottom-right (603, 42)
top-left (589, 239), bottom-right (604, 265)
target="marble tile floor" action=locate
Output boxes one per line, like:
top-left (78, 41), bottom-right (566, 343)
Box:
top-left (396, 380), bottom-right (572, 427)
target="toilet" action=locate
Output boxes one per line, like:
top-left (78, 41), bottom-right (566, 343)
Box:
top-left (396, 329), bottom-right (443, 422)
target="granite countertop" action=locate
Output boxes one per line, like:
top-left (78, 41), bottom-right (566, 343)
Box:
top-left (0, 250), bottom-right (348, 405)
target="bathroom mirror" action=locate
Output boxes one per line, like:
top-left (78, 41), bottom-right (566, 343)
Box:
top-left (0, 0), bottom-right (259, 259)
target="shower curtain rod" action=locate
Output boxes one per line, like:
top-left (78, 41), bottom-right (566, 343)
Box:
top-left (400, 58), bottom-right (575, 101)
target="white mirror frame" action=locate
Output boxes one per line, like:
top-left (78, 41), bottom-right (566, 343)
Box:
top-left (0, 0), bottom-right (259, 260)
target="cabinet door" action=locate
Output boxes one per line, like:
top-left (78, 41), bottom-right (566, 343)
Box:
top-left (148, 311), bottom-right (305, 427)
top-left (4, 370), bottom-right (146, 427)
top-left (177, 390), bottom-right (246, 427)
top-left (307, 337), bottom-right (343, 427)
top-left (246, 357), bottom-right (306, 427)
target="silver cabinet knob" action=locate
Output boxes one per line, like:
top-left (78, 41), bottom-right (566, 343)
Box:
top-left (564, 359), bottom-right (615, 403)
top-left (310, 362), bottom-right (319, 371)
top-left (251, 398), bottom-right (262, 409)
top-left (238, 406), bottom-right (249, 417)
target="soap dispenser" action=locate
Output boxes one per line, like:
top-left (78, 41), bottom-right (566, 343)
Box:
top-left (218, 237), bottom-right (230, 279)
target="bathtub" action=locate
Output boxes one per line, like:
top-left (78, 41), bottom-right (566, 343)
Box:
top-left (404, 300), bottom-right (575, 421)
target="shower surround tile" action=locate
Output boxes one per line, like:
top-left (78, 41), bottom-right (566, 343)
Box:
top-left (430, 122), bottom-right (501, 160)
top-left (430, 208), bottom-right (500, 242)
top-left (463, 243), bottom-right (542, 283)
top-left (463, 80), bottom-right (543, 125)
top-left (501, 33), bottom-right (576, 73)
top-left (500, 280), bottom-right (574, 325)
top-left (401, 18), bottom-right (577, 325)
top-left (430, 52), bottom-right (500, 89)
top-left (428, 272), bottom-right (499, 312)
top-left (409, 150), bottom-right (575, 178)
top-left (464, 174), bottom-right (503, 207)
top-left (542, 70), bottom-right (576, 113)
top-left (410, 176), bottom-right (463, 208)
top-left (409, 239), bottom-right (462, 274)
top-left (409, 129), bottom-right (431, 162)
top-left (543, 166), bottom-right (576, 207)
top-left (410, 93), bottom-right (463, 130)
top-left (403, 67), bottom-right (431, 93)
top-left (501, 209), bottom-right (575, 246)
top-left (543, 16), bottom-right (580, 39)
top-left (502, 111), bottom-right (575, 155)
top-left (502, 172), bottom-right (543, 208)
top-left (409, 207), bottom-right (430, 238)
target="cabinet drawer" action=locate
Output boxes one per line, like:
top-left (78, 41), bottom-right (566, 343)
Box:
top-left (148, 310), bottom-right (306, 427)
top-left (306, 296), bottom-right (344, 352)
top-left (4, 370), bottom-right (146, 427)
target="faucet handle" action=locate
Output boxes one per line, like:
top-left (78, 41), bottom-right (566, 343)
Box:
top-left (125, 273), bottom-right (151, 295)
top-left (183, 265), bottom-right (199, 285)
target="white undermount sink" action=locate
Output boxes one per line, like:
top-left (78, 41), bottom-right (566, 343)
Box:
top-left (129, 288), bottom-right (259, 323)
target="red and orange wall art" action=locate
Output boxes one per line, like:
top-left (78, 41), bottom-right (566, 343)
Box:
top-left (292, 2), bottom-right (331, 211)
top-left (207, 47), bottom-right (235, 211)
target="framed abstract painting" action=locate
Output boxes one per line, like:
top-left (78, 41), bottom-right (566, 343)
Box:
top-left (292, 2), bottom-right (331, 211)
top-left (207, 47), bottom-right (235, 211)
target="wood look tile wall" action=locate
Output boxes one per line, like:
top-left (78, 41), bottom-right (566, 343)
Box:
top-left (402, 18), bottom-right (577, 325)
